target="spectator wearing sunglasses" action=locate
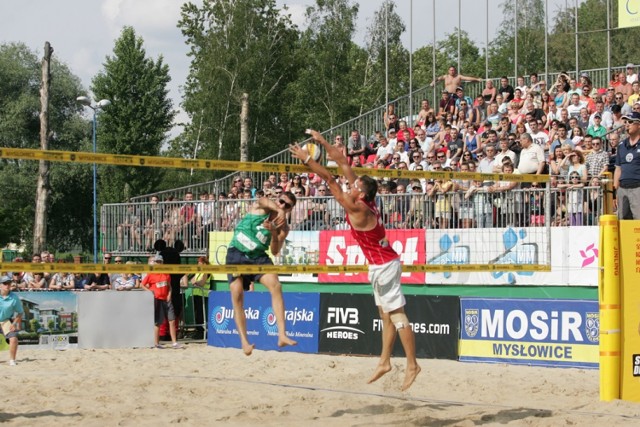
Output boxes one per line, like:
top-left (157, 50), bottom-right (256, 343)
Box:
top-left (614, 91), bottom-right (633, 115)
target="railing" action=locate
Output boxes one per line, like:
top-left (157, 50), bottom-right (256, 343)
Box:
top-left (105, 185), bottom-right (603, 256)
top-left (130, 63), bottom-right (627, 204)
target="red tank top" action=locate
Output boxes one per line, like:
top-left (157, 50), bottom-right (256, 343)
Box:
top-left (346, 199), bottom-right (399, 265)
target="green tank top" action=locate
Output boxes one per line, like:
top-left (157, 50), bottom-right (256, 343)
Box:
top-left (229, 212), bottom-right (272, 258)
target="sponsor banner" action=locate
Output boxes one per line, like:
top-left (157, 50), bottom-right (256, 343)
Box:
top-left (207, 231), bottom-right (319, 282)
top-left (207, 291), bottom-right (319, 353)
top-left (319, 294), bottom-right (459, 359)
top-left (208, 231), bottom-right (235, 281)
top-left (318, 294), bottom-right (378, 355)
top-left (619, 0), bottom-right (640, 29)
top-left (460, 298), bottom-right (599, 368)
top-left (13, 291), bottom-right (78, 347)
top-left (399, 295), bottom-right (459, 359)
top-left (619, 221), bottom-right (640, 401)
top-left (318, 229), bottom-right (426, 284)
top-left (426, 226), bottom-right (598, 286)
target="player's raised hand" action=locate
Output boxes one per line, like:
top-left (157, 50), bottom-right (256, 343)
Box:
top-left (306, 129), bottom-right (346, 164)
top-left (288, 142), bottom-right (307, 163)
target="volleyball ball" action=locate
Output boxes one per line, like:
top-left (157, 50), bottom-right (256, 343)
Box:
top-left (302, 142), bottom-right (322, 163)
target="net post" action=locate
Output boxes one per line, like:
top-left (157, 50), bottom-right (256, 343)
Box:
top-left (599, 214), bottom-right (620, 401)
top-left (601, 172), bottom-right (614, 215)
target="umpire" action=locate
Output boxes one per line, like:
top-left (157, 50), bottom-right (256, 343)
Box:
top-left (614, 111), bottom-right (640, 219)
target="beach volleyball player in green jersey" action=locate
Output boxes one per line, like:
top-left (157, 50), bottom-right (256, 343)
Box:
top-left (226, 191), bottom-right (298, 355)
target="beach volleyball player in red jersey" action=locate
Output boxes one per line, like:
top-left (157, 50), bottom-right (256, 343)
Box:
top-left (290, 130), bottom-right (420, 391)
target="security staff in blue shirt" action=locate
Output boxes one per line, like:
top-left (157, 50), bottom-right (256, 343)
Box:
top-left (614, 112), bottom-right (640, 219)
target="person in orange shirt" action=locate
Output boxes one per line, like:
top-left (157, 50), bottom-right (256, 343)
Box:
top-left (141, 254), bottom-right (181, 349)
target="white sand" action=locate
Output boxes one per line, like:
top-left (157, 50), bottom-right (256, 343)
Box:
top-left (2, 344), bottom-right (640, 426)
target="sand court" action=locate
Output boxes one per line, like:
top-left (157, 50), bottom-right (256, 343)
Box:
top-left (2, 344), bottom-right (640, 426)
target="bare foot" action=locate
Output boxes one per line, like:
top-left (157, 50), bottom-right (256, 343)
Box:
top-left (400, 364), bottom-right (421, 391)
top-left (242, 343), bottom-right (255, 356)
top-left (278, 336), bottom-right (297, 347)
top-left (367, 363), bottom-right (392, 384)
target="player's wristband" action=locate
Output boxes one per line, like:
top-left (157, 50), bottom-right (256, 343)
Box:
top-left (303, 155), bottom-right (311, 165)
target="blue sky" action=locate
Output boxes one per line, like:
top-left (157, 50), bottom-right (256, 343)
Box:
top-left (0, 0), bottom-right (569, 135)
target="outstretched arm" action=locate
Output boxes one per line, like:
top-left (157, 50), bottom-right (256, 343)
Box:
top-left (289, 140), bottom-right (361, 213)
top-left (305, 129), bottom-right (359, 186)
top-left (430, 74), bottom-right (445, 86)
top-left (459, 74), bottom-right (483, 83)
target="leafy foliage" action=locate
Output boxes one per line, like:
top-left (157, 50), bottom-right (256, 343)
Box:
top-left (0, 42), bottom-right (90, 251)
top-left (91, 26), bottom-right (175, 204)
top-left (360, 0), bottom-right (409, 111)
top-left (5, 0), bottom-right (640, 252)
top-left (178, 0), bottom-right (299, 164)
top-left (282, 0), bottom-right (365, 132)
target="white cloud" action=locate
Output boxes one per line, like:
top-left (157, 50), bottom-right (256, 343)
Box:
top-left (101, 0), bottom-right (184, 37)
top-left (71, 47), bottom-right (102, 86)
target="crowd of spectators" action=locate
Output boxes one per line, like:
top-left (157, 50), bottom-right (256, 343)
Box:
top-left (100, 67), bottom-right (639, 245)
top-left (5, 251), bottom-right (142, 292)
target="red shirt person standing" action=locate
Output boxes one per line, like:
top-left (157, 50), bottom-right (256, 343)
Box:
top-left (141, 254), bottom-right (181, 348)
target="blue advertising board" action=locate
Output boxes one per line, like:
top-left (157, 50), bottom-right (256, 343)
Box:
top-left (207, 291), bottom-right (320, 353)
top-left (460, 298), bottom-right (599, 368)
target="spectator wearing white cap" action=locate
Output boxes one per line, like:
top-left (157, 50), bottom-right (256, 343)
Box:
top-left (386, 128), bottom-right (398, 147)
top-left (0, 275), bottom-right (24, 366)
top-left (626, 63), bottom-right (638, 85)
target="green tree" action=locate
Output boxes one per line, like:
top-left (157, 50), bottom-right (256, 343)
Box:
top-left (0, 42), bottom-right (93, 251)
top-left (609, 0), bottom-right (640, 68)
top-left (91, 26), bottom-right (175, 204)
top-left (360, 0), bottom-right (410, 112)
top-left (178, 0), bottom-right (299, 168)
top-left (549, 0), bottom-right (640, 73)
top-left (436, 30), bottom-right (485, 80)
top-left (489, 0), bottom-right (545, 77)
top-left (283, 0), bottom-right (362, 131)
top-left (412, 44), bottom-right (450, 100)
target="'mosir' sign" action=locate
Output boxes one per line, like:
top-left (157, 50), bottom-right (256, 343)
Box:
top-left (460, 298), bottom-right (599, 368)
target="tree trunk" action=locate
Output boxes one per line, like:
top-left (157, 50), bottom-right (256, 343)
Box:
top-left (239, 92), bottom-right (249, 166)
top-left (33, 42), bottom-right (53, 255)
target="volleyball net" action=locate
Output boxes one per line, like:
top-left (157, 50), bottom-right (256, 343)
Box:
top-left (0, 147), bottom-right (553, 276)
